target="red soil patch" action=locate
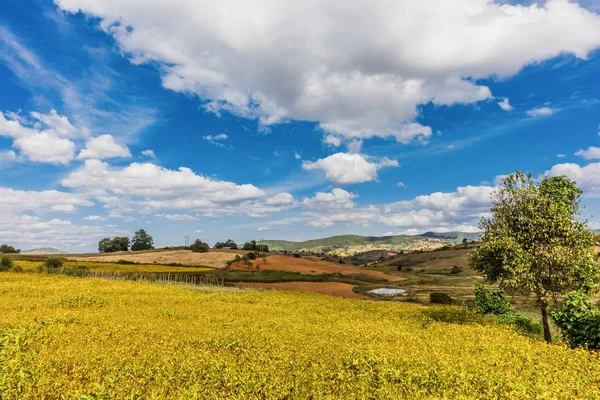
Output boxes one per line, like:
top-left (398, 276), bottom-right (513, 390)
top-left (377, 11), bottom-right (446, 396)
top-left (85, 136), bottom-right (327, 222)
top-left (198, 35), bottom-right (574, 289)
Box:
top-left (230, 255), bottom-right (404, 282)
top-left (240, 282), bottom-right (369, 299)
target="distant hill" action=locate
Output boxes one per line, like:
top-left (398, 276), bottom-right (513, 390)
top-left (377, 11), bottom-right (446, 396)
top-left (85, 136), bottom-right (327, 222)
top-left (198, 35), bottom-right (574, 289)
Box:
top-left (258, 232), bottom-right (479, 255)
top-left (21, 247), bottom-right (68, 255)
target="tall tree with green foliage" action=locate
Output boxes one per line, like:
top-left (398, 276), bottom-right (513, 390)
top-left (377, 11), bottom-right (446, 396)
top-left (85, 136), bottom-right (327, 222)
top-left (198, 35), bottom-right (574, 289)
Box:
top-left (470, 172), bottom-right (598, 343)
top-left (131, 229), bottom-right (154, 251)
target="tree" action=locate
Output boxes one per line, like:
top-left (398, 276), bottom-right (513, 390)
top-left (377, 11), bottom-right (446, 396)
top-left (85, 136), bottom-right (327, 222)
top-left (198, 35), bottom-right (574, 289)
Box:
top-left (0, 244), bottom-right (20, 254)
top-left (113, 237), bottom-right (130, 252)
top-left (462, 238), bottom-right (468, 247)
top-left (98, 238), bottom-right (113, 253)
top-left (190, 239), bottom-right (209, 253)
top-left (470, 172), bottom-right (598, 343)
top-left (131, 229), bottom-right (154, 251)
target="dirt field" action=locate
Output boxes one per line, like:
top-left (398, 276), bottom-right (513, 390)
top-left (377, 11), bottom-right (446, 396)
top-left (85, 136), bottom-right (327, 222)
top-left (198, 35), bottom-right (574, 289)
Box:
top-left (239, 282), bottom-right (369, 299)
top-left (68, 250), bottom-right (244, 269)
top-left (231, 255), bottom-right (404, 282)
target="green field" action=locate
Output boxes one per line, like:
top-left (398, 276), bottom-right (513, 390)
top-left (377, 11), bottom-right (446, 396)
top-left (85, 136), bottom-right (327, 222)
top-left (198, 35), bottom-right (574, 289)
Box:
top-left (1, 273), bottom-right (600, 399)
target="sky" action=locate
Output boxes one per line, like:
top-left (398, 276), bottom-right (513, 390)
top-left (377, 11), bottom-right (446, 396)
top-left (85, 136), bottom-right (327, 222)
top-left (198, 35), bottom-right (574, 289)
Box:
top-left (1, 0), bottom-right (600, 252)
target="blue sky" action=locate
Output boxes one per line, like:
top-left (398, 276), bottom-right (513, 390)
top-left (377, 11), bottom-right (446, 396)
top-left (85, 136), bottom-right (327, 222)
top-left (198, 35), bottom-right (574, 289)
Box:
top-left (1, 0), bottom-right (600, 251)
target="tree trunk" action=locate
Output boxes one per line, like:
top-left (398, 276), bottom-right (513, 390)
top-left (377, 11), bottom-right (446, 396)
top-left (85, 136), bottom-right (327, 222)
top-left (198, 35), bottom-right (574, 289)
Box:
top-left (540, 301), bottom-right (552, 343)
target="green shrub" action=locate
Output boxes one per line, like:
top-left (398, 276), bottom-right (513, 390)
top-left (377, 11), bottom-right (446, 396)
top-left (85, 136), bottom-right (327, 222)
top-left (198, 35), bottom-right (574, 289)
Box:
top-left (292, 253), bottom-right (301, 258)
top-left (44, 258), bottom-right (63, 269)
top-left (11, 264), bottom-right (23, 273)
top-left (474, 284), bottom-right (512, 315)
top-left (551, 291), bottom-right (600, 350)
top-left (117, 259), bottom-right (136, 265)
top-left (246, 252), bottom-right (257, 260)
top-left (499, 313), bottom-right (543, 339)
top-left (0, 255), bottom-right (13, 271)
top-left (63, 267), bottom-right (90, 278)
top-left (450, 266), bottom-right (462, 275)
top-left (429, 292), bottom-right (454, 305)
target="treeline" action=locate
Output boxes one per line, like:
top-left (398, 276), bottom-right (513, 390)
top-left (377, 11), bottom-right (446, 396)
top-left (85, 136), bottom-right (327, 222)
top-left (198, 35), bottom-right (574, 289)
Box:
top-left (212, 239), bottom-right (269, 252)
top-left (0, 244), bottom-right (20, 254)
top-left (98, 229), bottom-right (154, 253)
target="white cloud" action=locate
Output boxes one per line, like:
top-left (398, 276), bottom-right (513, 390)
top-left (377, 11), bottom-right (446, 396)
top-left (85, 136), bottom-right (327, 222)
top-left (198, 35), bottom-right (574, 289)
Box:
top-left (0, 110), bottom-right (76, 164)
top-left (397, 181), bottom-right (406, 188)
top-left (294, 152), bottom-right (301, 160)
top-left (497, 98), bottom-right (513, 112)
top-left (302, 188), bottom-right (357, 210)
top-left (156, 213), bottom-right (199, 221)
top-left (575, 146), bottom-right (600, 160)
top-left (194, 229), bottom-right (202, 233)
top-left (526, 107), bottom-right (556, 117)
top-left (84, 215), bottom-right (106, 221)
top-left (323, 135), bottom-right (342, 147)
top-left (203, 133), bottom-right (229, 147)
top-left (61, 159), bottom-right (268, 217)
top-left (557, 154), bottom-right (566, 158)
top-left (77, 134), bottom-right (132, 159)
top-left (141, 149), bottom-right (156, 158)
top-left (257, 226), bottom-right (268, 231)
top-left (266, 193), bottom-right (295, 206)
top-left (302, 152), bottom-right (398, 185)
top-left (0, 187), bottom-right (93, 213)
top-left (55, 0), bottom-right (600, 144)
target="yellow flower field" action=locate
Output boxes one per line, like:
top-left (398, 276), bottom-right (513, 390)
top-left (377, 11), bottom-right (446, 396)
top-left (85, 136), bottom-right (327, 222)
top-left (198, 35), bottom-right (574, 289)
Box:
top-left (1, 273), bottom-right (599, 399)
top-left (13, 260), bottom-right (213, 273)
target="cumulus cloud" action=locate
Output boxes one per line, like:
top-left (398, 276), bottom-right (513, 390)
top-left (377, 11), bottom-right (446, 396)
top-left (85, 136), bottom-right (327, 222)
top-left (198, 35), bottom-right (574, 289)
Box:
top-left (0, 110), bottom-right (77, 164)
top-left (0, 187), bottom-right (93, 213)
top-left (302, 153), bottom-right (398, 185)
top-left (203, 133), bottom-right (229, 147)
top-left (575, 146), bottom-right (600, 160)
top-left (55, 0), bottom-right (600, 144)
top-left (302, 188), bottom-right (357, 210)
top-left (77, 134), bottom-right (132, 159)
top-left (497, 98), bottom-right (513, 111)
top-left (257, 226), bottom-right (268, 231)
top-left (84, 215), bottom-right (106, 221)
top-left (156, 213), bottom-right (199, 221)
top-left (526, 107), bottom-right (556, 117)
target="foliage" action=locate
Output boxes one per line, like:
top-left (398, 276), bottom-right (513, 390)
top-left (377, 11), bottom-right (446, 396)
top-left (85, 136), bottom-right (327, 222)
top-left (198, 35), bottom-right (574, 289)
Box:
top-left (62, 267), bottom-right (90, 278)
top-left (0, 255), bottom-right (13, 272)
top-left (190, 239), bottom-right (210, 253)
top-left (214, 239), bottom-right (238, 249)
top-left (242, 240), bottom-right (269, 252)
top-left (474, 284), bottom-right (512, 315)
top-left (131, 229), bottom-right (154, 251)
top-left (246, 252), bottom-right (256, 260)
top-left (44, 258), bottom-right (63, 269)
top-left (470, 172), bottom-right (599, 342)
top-left (551, 291), bottom-right (600, 350)
top-left (0, 244), bottom-right (20, 254)
top-left (2, 274), bottom-right (600, 398)
top-left (450, 266), bottom-right (462, 274)
top-left (424, 306), bottom-right (488, 325)
top-left (498, 313), bottom-right (544, 339)
top-left (98, 237), bottom-right (130, 253)
top-left (116, 259), bottom-right (136, 265)
top-left (429, 292), bottom-right (454, 305)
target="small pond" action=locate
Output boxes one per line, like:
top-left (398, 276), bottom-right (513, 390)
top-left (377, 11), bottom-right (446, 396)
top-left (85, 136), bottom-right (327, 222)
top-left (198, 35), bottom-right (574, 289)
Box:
top-left (368, 288), bottom-right (406, 296)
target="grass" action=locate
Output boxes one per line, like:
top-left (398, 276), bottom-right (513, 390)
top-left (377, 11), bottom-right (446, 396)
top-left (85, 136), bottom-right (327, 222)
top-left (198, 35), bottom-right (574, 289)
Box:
top-left (13, 260), bottom-right (214, 273)
top-left (1, 273), bottom-right (600, 399)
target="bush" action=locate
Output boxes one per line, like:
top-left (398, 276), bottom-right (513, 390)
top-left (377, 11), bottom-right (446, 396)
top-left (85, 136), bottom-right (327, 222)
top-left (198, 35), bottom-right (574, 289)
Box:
top-left (246, 252), bottom-right (256, 260)
top-left (450, 266), bottom-right (462, 275)
top-left (44, 258), bottom-right (63, 269)
top-left (499, 313), bottom-right (543, 339)
top-left (190, 239), bottom-right (210, 253)
top-left (474, 284), bottom-right (512, 315)
top-left (551, 291), bottom-right (600, 350)
top-left (11, 265), bottom-right (23, 272)
top-left (0, 244), bottom-right (19, 253)
top-left (0, 255), bottom-right (13, 271)
top-left (292, 253), bottom-right (301, 258)
top-left (117, 259), bottom-right (136, 264)
top-left (430, 292), bottom-right (454, 305)
top-left (63, 267), bottom-right (90, 278)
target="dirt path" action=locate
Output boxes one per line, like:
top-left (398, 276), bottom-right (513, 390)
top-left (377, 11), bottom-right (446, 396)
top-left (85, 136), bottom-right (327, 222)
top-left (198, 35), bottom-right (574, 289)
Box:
top-left (239, 282), bottom-right (369, 299)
